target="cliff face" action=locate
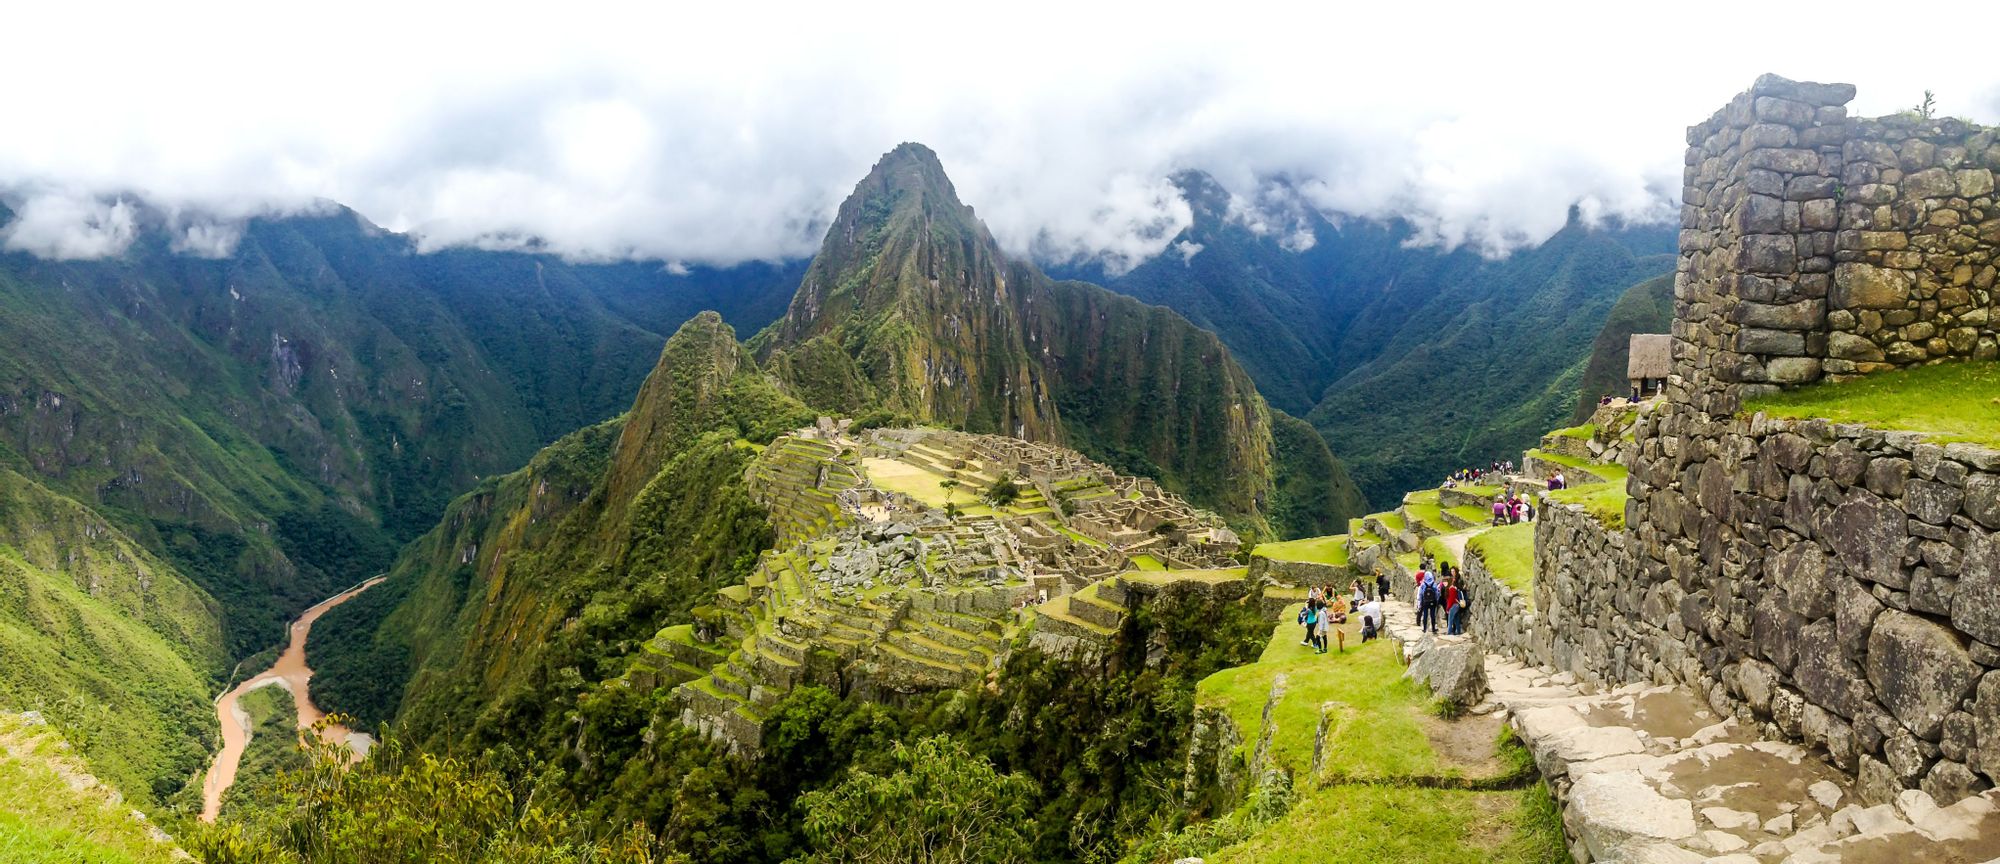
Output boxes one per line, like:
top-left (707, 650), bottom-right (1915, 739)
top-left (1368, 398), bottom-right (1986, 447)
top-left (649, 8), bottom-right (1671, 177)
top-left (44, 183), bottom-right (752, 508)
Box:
top-left (317, 312), bottom-right (813, 744)
top-left (756, 144), bottom-right (1361, 533)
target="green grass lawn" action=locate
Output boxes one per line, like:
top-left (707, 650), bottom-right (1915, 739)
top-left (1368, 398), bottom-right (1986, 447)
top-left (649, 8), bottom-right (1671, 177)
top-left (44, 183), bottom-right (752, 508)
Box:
top-left (1370, 512), bottom-right (1407, 533)
top-left (1207, 784), bottom-right (1567, 864)
top-left (1550, 423), bottom-right (1596, 439)
top-left (1404, 488), bottom-right (1441, 505)
top-left (1198, 607), bottom-right (1442, 781)
top-left (1456, 483), bottom-right (1504, 499)
top-left (1130, 554), bottom-right (1167, 571)
top-left (1251, 535), bottom-right (1350, 567)
top-left (1546, 482), bottom-right (1629, 529)
top-left (1179, 605), bottom-right (1567, 864)
top-left (1448, 504), bottom-right (1493, 526)
top-left (1403, 502), bottom-right (1454, 535)
top-left (1467, 523), bottom-right (1535, 605)
top-left (0, 714), bottom-right (180, 863)
top-left (1526, 449), bottom-right (1628, 484)
top-left (1745, 360), bottom-right (2000, 448)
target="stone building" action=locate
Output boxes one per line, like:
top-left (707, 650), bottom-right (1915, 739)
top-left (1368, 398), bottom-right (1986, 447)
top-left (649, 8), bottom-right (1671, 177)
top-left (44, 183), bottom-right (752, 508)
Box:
top-left (1533, 74), bottom-right (2000, 808)
top-left (1626, 333), bottom-right (1671, 398)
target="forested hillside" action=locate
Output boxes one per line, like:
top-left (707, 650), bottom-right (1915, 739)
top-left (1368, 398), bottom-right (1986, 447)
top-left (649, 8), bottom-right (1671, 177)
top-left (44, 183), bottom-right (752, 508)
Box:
top-left (1073, 174), bottom-right (1675, 504)
top-left (754, 144), bottom-right (1366, 536)
top-left (0, 199), bottom-right (801, 808)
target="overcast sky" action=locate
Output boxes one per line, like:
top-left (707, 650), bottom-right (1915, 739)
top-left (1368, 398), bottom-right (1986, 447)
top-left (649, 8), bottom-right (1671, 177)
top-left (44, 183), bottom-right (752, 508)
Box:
top-left (4, 1), bottom-right (1997, 270)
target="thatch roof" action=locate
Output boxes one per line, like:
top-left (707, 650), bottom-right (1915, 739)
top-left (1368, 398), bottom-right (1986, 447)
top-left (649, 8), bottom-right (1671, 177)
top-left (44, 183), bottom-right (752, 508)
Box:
top-left (1627, 334), bottom-right (1672, 380)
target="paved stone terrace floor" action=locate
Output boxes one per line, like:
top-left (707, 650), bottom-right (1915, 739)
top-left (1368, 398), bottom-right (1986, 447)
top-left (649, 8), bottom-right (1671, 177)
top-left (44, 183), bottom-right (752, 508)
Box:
top-left (1380, 598), bottom-right (2000, 863)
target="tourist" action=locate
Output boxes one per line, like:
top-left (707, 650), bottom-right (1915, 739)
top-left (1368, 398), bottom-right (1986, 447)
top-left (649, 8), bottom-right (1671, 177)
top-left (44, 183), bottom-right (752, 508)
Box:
top-left (1300, 600), bottom-right (1318, 647)
top-left (1359, 597), bottom-right (1383, 642)
top-left (1417, 571), bottom-right (1440, 634)
top-left (1314, 603), bottom-right (1331, 654)
top-left (1455, 578), bottom-right (1472, 635)
top-left (1550, 471), bottom-right (1566, 491)
top-left (1443, 578), bottom-right (1462, 635)
top-left (1376, 572), bottom-right (1390, 605)
top-left (1351, 579), bottom-right (1367, 607)
top-left (1491, 496), bottom-right (1508, 527)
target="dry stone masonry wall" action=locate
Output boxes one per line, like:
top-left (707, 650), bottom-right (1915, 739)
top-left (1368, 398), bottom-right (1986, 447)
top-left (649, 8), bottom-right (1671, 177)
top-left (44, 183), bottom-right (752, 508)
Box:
top-left (1536, 75), bottom-right (2000, 810)
top-left (1679, 74), bottom-right (1999, 411)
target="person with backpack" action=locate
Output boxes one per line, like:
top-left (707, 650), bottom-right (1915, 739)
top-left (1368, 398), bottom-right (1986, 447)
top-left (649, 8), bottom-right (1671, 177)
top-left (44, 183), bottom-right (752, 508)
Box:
top-left (1491, 496), bottom-right (1508, 526)
top-left (1299, 598), bottom-right (1316, 647)
top-left (1417, 572), bottom-right (1441, 634)
top-left (1376, 572), bottom-right (1390, 605)
top-left (1443, 578), bottom-right (1461, 636)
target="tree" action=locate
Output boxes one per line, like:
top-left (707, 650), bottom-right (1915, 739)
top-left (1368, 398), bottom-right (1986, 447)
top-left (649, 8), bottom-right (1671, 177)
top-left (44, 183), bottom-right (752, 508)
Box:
top-left (985, 472), bottom-right (1021, 507)
top-left (1915, 89), bottom-right (1937, 119)
top-left (790, 736), bottom-right (1037, 864)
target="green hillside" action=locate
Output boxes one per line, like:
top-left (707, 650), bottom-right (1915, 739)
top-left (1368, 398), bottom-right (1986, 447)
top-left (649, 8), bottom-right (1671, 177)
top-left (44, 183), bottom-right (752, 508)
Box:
top-left (0, 469), bottom-right (221, 806)
top-left (1080, 174), bottom-right (1674, 506)
top-left (1570, 273), bottom-right (1674, 422)
top-left (755, 144), bottom-right (1365, 535)
top-left (0, 713), bottom-right (184, 864)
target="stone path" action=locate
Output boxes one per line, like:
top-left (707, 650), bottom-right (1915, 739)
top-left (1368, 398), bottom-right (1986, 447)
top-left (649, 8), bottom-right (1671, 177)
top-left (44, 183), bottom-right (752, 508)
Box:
top-left (1381, 598), bottom-right (2000, 863)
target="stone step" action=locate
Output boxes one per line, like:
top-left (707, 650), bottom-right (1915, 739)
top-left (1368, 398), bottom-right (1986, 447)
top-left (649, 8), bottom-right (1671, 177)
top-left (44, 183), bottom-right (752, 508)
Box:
top-left (889, 630), bottom-right (977, 665)
top-left (1066, 589), bottom-right (1127, 631)
top-left (1033, 596), bottom-right (1119, 641)
top-left (917, 620), bottom-right (999, 653)
top-left (710, 667), bottom-right (751, 700)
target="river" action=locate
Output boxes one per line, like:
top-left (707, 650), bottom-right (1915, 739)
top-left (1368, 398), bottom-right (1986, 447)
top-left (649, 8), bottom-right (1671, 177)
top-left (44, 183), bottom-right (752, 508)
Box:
top-left (199, 575), bottom-right (386, 823)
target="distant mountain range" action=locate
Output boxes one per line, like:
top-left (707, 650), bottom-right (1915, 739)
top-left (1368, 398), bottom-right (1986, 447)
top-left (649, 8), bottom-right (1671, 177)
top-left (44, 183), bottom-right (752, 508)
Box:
top-left (1061, 172), bottom-right (1676, 503)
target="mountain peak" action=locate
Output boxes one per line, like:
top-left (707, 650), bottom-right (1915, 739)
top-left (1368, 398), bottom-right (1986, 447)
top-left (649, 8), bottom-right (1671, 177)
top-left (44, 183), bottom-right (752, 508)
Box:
top-left (866, 142), bottom-right (954, 196)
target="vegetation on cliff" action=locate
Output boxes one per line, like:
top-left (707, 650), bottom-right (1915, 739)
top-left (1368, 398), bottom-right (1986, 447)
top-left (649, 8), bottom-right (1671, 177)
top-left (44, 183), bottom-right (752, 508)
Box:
top-left (753, 144), bottom-right (1365, 534)
top-left (1569, 273), bottom-right (1674, 422)
top-left (1072, 173), bottom-right (1674, 507)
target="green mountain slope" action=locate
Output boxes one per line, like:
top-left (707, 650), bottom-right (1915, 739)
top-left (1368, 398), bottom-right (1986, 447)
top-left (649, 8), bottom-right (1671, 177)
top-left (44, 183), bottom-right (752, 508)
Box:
top-left (754, 144), bottom-right (1364, 534)
top-left (1076, 174), bottom-right (1675, 505)
top-left (1570, 273), bottom-right (1675, 422)
top-left (314, 312), bottom-right (811, 743)
top-left (0, 469), bottom-right (221, 805)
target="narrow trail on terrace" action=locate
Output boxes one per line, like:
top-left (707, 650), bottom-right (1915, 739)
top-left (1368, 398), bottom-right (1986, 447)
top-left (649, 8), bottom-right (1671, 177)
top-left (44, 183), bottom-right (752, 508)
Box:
top-left (199, 575), bottom-right (386, 823)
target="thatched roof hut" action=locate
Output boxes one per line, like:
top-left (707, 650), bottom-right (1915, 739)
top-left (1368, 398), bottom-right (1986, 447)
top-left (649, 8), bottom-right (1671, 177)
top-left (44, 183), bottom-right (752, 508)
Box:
top-left (1627, 334), bottom-right (1671, 382)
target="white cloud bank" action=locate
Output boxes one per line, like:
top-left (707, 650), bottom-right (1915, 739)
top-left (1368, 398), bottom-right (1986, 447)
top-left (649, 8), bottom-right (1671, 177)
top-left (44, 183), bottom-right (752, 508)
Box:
top-left (1, 1), bottom-right (1995, 267)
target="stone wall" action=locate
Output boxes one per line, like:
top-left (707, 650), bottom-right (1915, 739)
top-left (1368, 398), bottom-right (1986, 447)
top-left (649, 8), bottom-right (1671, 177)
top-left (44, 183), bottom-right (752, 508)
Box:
top-left (1621, 409), bottom-right (2000, 806)
top-left (1532, 75), bottom-right (2000, 809)
top-left (1678, 74), bottom-right (1999, 410)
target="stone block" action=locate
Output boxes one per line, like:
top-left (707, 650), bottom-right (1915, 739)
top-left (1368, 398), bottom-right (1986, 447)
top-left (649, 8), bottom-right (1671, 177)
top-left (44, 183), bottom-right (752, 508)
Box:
top-left (1734, 194), bottom-right (1785, 234)
top-left (1952, 533), bottom-right (2000, 645)
top-left (1906, 167), bottom-right (1957, 199)
top-left (1956, 169), bottom-right (1995, 198)
top-left (1738, 234), bottom-right (1796, 274)
top-left (1736, 328), bottom-right (1807, 355)
top-left (1765, 357), bottom-right (1821, 384)
top-left (1828, 331), bottom-right (1886, 362)
top-left (1734, 299), bottom-right (1824, 330)
top-left (1905, 480), bottom-right (1964, 525)
top-left (1965, 476), bottom-right (2000, 529)
top-left (1867, 609), bottom-right (1981, 740)
top-left (1829, 489), bottom-right (1913, 588)
top-left (1833, 263), bottom-right (1913, 309)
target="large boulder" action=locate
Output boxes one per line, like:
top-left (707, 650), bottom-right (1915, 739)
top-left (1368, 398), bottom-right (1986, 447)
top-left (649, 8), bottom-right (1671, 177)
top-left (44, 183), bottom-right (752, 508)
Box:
top-left (1866, 610), bottom-right (1980, 741)
top-left (1404, 639), bottom-right (1487, 711)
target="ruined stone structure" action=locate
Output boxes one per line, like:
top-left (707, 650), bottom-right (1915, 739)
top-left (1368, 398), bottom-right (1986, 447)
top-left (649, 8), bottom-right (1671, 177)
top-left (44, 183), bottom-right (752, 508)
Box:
top-left (1677, 74), bottom-right (1999, 409)
top-left (1536, 75), bottom-right (2000, 809)
top-left (632, 425), bottom-right (1250, 754)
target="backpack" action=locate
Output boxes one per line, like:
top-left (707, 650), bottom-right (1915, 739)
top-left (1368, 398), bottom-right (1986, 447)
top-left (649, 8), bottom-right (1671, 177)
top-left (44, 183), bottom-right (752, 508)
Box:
top-left (1420, 581), bottom-right (1437, 605)
top-left (1297, 607), bottom-right (1309, 625)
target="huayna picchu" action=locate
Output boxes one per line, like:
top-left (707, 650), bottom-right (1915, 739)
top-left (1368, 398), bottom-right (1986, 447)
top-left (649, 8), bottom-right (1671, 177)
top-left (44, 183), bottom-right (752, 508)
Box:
top-left (753, 143), bottom-right (1366, 538)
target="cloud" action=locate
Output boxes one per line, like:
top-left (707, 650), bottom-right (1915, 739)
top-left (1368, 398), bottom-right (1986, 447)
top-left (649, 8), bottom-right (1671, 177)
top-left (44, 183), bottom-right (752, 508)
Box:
top-left (1, 193), bottom-right (138, 260)
top-left (1174, 240), bottom-right (1203, 265)
top-left (0, 1), bottom-right (1994, 267)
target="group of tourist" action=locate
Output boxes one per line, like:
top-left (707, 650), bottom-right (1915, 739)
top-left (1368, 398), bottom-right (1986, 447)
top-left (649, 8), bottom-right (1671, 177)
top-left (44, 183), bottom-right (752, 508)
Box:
top-left (1413, 557), bottom-right (1471, 636)
top-left (1491, 491), bottom-right (1535, 526)
top-left (1296, 581), bottom-right (1392, 654)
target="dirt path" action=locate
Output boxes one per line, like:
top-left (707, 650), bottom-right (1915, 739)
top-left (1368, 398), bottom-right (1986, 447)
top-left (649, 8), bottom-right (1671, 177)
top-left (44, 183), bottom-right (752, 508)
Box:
top-left (199, 575), bottom-right (385, 822)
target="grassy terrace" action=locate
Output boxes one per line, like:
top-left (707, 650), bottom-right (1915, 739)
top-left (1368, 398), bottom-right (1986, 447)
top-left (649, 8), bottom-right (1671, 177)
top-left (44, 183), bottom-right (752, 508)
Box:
top-left (1250, 534), bottom-right (1350, 567)
top-left (1550, 423), bottom-right (1596, 439)
top-left (1402, 501), bottom-right (1454, 535)
top-left (1369, 512), bottom-right (1407, 533)
top-left (1745, 360), bottom-right (2000, 449)
top-left (1447, 504), bottom-right (1492, 526)
top-left (1547, 482), bottom-right (1629, 529)
top-left (1526, 449), bottom-right (1628, 484)
top-left (1182, 607), bottom-right (1562, 864)
top-left (1129, 553), bottom-right (1168, 571)
top-left (1467, 523), bottom-right (1535, 605)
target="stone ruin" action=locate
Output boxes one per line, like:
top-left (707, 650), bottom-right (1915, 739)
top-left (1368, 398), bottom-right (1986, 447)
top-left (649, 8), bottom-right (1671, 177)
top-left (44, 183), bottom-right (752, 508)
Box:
top-left (629, 424), bottom-right (1251, 755)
